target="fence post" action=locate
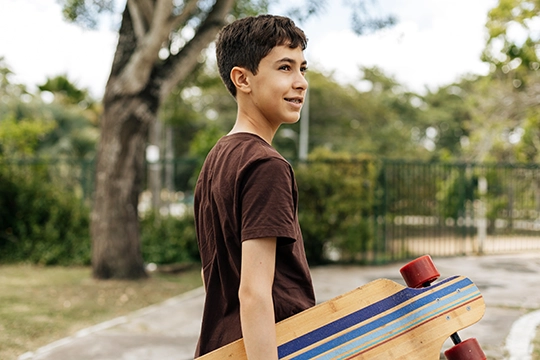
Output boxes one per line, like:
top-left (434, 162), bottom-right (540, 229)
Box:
top-left (377, 160), bottom-right (388, 263)
top-left (476, 175), bottom-right (488, 254)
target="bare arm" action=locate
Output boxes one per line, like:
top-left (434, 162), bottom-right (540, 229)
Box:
top-left (239, 237), bottom-right (278, 360)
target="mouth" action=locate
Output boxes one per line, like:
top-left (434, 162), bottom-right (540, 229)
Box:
top-left (285, 97), bottom-right (303, 105)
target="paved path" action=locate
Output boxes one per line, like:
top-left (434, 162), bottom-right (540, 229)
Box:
top-left (19, 252), bottom-right (540, 360)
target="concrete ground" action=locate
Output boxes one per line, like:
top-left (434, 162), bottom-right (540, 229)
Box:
top-left (19, 252), bottom-right (540, 360)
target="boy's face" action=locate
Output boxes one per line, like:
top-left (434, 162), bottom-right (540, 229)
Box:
top-left (245, 45), bottom-right (308, 128)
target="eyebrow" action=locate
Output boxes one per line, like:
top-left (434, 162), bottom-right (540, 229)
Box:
top-left (276, 57), bottom-right (308, 66)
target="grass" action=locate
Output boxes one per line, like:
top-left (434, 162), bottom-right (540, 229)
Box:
top-left (533, 325), bottom-right (540, 360)
top-left (0, 264), bottom-right (202, 360)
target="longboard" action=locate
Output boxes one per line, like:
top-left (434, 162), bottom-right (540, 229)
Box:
top-left (197, 274), bottom-right (485, 359)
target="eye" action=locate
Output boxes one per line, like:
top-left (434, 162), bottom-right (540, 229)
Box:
top-left (301, 66), bottom-right (308, 75)
top-left (279, 65), bottom-right (291, 71)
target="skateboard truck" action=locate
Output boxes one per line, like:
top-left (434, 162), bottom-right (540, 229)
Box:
top-left (400, 255), bottom-right (487, 360)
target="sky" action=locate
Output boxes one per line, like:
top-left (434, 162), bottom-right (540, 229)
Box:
top-left (0, 0), bottom-right (499, 98)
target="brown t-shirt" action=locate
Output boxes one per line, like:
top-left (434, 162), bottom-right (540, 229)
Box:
top-left (194, 133), bottom-right (315, 357)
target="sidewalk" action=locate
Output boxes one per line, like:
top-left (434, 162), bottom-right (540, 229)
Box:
top-left (20, 252), bottom-right (540, 360)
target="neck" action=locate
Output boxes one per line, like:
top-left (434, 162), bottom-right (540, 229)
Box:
top-left (228, 113), bottom-right (277, 145)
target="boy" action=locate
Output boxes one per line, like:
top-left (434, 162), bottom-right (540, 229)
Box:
top-left (194, 15), bottom-right (316, 359)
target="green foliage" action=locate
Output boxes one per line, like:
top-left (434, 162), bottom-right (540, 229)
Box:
top-left (140, 212), bottom-right (199, 264)
top-left (232, 0), bottom-right (269, 17)
top-left (0, 65), bottom-right (100, 161)
top-left (38, 74), bottom-right (89, 105)
top-left (36, 75), bottom-right (100, 159)
top-left (420, 81), bottom-right (476, 160)
top-left (186, 123), bottom-right (227, 187)
top-left (36, 101), bottom-right (100, 159)
top-left (484, 0), bottom-right (540, 86)
top-left (305, 68), bottom-right (428, 160)
top-left (457, 70), bottom-right (540, 163)
top-left (189, 124), bottom-right (226, 159)
top-left (0, 64), bottom-right (97, 266)
top-left (436, 169), bottom-right (475, 219)
top-left (0, 165), bottom-right (91, 265)
top-left (295, 148), bottom-right (378, 264)
top-left (0, 160), bottom-right (201, 266)
top-left (60, 0), bottom-right (115, 29)
top-left (282, 0), bottom-right (395, 35)
top-left (160, 65), bottom-right (234, 158)
top-left (0, 57), bottom-right (28, 99)
top-left (0, 114), bottom-right (56, 157)
top-left (515, 106), bottom-right (540, 162)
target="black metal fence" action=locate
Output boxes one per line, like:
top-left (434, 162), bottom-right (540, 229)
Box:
top-left (375, 160), bottom-right (540, 262)
top-left (4, 158), bottom-right (540, 263)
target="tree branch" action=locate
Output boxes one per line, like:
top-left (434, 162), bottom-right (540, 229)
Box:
top-left (133, 0), bottom-right (155, 29)
top-left (158, 0), bottom-right (236, 99)
top-left (152, 0), bottom-right (174, 28)
top-left (115, 0), bottom-right (176, 95)
top-left (168, 0), bottom-right (199, 30)
top-left (127, 0), bottom-right (149, 40)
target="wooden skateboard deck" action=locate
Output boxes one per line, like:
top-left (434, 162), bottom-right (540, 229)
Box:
top-left (197, 275), bottom-right (485, 359)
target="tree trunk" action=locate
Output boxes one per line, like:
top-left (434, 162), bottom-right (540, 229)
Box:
top-left (91, 94), bottom-right (158, 279)
top-left (90, 0), bottom-right (235, 279)
top-left (91, 3), bottom-right (158, 279)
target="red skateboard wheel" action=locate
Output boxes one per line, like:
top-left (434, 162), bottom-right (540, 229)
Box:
top-left (444, 338), bottom-right (486, 360)
top-left (399, 255), bottom-right (440, 288)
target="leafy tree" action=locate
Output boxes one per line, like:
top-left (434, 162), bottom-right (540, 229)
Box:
top-left (483, 0), bottom-right (540, 86)
top-left (1, 57), bottom-right (100, 160)
top-left (0, 57), bottom-right (28, 101)
top-left (482, 0), bottom-right (540, 163)
top-left (160, 63), bottom-right (236, 157)
top-left (0, 65), bottom-right (93, 266)
top-left (0, 58), bottom-right (56, 158)
top-left (0, 165), bottom-right (91, 265)
top-left (398, 0), bottom-right (540, 164)
top-left (39, 75), bottom-right (89, 105)
top-left (463, 75), bottom-right (522, 162)
top-left (295, 148), bottom-right (378, 264)
top-left (302, 67), bottom-right (428, 160)
top-left (419, 78), bottom-right (477, 161)
top-left (0, 114), bottom-right (56, 157)
top-left (34, 75), bottom-right (101, 159)
top-left (456, 0), bottom-right (540, 163)
top-left (515, 104), bottom-right (540, 162)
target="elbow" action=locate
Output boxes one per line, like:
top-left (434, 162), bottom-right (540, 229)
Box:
top-left (238, 283), bottom-right (271, 309)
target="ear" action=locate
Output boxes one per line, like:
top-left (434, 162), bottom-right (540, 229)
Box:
top-left (230, 66), bottom-right (251, 95)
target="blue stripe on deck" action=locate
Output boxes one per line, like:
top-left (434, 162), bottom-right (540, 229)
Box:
top-left (277, 277), bottom-right (475, 359)
top-left (318, 285), bottom-right (478, 360)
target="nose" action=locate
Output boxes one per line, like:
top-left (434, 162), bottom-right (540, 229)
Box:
top-left (294, 72), bottom-right (308, 91)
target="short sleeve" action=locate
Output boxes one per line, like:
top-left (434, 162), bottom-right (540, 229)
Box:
top-left (240, 158), bottom-right (297, 244)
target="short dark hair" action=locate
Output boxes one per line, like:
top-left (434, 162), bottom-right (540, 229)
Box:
top-left (216, 15), bottom-right (308, 97)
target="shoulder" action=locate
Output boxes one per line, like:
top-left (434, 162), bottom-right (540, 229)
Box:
top-left (244, 139), bottom-right (293, 177)
top-left (220, 133), bottom-right (291, 167)
top-left (199, 133), bottom-right (294, 185)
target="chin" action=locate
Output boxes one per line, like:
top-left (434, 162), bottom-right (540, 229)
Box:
top-left (283, 114), bottom-right (301, 124)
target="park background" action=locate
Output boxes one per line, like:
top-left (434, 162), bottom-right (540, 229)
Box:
top-left (1, 0), bottom-right (540, 358)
